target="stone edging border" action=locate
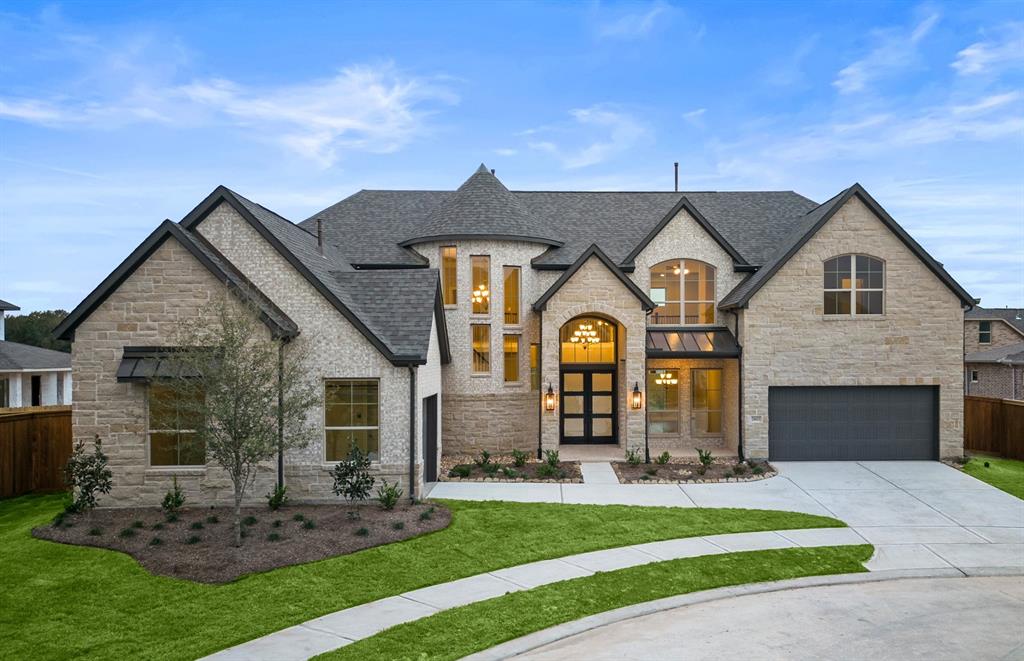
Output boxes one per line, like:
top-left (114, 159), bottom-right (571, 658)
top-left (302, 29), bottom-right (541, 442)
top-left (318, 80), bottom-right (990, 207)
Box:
top-left (441, 476), bottom-right (584, 484)
top-left (616, 470), bottom-right (777, 485)
top-left (462, 569), bottom-right (1024, 661)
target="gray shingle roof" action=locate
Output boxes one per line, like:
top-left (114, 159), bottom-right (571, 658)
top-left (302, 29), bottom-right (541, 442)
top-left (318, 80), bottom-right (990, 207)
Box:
top-left (966, 307), bottom-right (1024, 335)
top-left (965, 341), bottom-right (1024, 365)
top-left (0, 299), bottom-right (19, 311)
top-left (0, 340), bottom-right (71, 371)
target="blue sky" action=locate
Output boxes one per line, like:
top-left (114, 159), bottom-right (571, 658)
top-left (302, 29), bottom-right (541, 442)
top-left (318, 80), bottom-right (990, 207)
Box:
top-left (1, 0), bottom-right (1021, 312)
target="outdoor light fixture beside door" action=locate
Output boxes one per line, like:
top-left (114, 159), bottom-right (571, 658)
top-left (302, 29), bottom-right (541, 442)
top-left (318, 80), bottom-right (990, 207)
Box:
top-left (631, 381), bottom-right (642, 409)
top-left (544, 384), bottom-right (556, 411)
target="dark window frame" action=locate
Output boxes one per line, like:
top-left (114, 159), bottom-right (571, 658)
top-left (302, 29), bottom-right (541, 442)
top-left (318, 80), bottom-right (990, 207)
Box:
top-left (979, 321), bottom-right (992, 344)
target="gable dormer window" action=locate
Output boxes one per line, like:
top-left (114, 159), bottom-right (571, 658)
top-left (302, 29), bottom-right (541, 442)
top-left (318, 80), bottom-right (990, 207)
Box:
top-left (824, 255), bottom-right (884, 315)
top-left (649, 259), bottom-right (716, 325)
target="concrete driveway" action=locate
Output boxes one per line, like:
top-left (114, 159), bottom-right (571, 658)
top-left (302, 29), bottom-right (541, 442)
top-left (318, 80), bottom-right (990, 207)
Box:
top-left (514, 576), bottom-right (1024, 661)
top-left (427, 461), bottom-right (1024, 572)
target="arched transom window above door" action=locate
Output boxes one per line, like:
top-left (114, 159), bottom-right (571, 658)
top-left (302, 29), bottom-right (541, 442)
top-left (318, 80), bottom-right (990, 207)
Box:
top-left (824, 255), bottom-right (884, 315)
top-left (649, 260), bottom-right (716, 325)
top-left (560, 316), bottom-right (616, 363)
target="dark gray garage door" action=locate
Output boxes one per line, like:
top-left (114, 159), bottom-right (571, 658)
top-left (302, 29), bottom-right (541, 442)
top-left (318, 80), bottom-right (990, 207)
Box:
top-left (768, 386), bottom-right (938, 461)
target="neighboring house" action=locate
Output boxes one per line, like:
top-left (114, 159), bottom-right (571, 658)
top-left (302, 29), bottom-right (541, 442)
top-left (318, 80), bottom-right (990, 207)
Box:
top-left (55, 165), bottom-right (973, 506)
top-left (0, 299), bottom-right (73, 408)
top-left (964, 307), bottom-right (1024, 400)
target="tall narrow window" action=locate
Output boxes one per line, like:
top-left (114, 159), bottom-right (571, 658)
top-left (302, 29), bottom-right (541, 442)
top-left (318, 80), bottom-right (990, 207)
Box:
top-left (647, 369), bottom-right (680, 433)
top-left (148, 383), bottom-right (206, 466)
top-left (503, 334), bottom-right (520, 383)
top-left (979, 321), bottom-right (991, 344)
top-left (649, 259), bottom-right (716, 325)
top-left (503, 266), bottom-right (520, 325)
top-left (691, 368), bottom-right (722, 435)
top-left (824, 255), bottom-right (884, 315)
top-left (0, 377), bottom-right (8, 408)
top-left (441, 246), bottom-right (457, 306)
top-left (325, 379), bottom-right (379, 461)
top-left (471, 255), bottom-right (490, 314)
top-left (529, 343), bottom-right (540, 391)
top-left (471, 324), bottom-right (490, 373)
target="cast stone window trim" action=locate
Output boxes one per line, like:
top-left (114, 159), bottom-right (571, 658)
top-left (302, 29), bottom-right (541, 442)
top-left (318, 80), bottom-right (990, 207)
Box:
top-left (823, 254), bottom-right (884, 316)
top-left (470, 255), bottom-right (490, 315)
top-left (441, 246), bottom-right (457, 307)
top-left (978, 321), bottom-right (991, 344)
top-left (503, 265), bottom-right (521, 326)
top-left (471, 324), bottom-right (491, 374)
top-left (324, 378), bottom-right (380, 463)
top-left (503, 333), bottom-right (520, 383)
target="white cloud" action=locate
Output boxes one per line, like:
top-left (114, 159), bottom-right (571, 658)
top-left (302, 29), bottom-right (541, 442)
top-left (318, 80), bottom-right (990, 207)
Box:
top-left (493, 148), bottom-right (518, 156)
top-left (526, 105), bottom-right (648, 169)
top-left (682, 108), bottom-right (706, 127)
top-left (762, 34), bottom-right (820, 87)
top-left (596, 1), bottom-right (669, 39)
top-left (834, 12), bottom-right (940, 94)
top-left (952, 22), bottom-right (1024, 75)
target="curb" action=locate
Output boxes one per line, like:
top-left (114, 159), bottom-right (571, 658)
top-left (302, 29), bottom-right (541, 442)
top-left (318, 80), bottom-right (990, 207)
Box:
top-left (462, 569), bottom-right (1024, 660)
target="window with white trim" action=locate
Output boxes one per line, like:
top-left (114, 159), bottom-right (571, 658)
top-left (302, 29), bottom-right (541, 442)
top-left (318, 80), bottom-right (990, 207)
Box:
top-left (325, 379), bottom-right (379, 461)
top-left (824, 255), bottom-right (884, 315)
top-left (970, 370), bottom-right (979, 383)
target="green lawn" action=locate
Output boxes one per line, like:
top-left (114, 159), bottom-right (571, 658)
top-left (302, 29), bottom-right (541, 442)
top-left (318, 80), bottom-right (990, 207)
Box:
top-left (321, 545), bottom-right (874, 661)
top-left (1, 494), bottom-right (844, 661)
top-left (964, 456), bottom-right (1024, 500)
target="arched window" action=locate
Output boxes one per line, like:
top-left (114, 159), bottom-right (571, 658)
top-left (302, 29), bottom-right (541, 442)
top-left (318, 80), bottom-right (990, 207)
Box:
top-left (649, 260), bottom-right (716, 325)
top-left (824, 255), bottom-right (884, 315)
top-left (560, 316), bottom-right (616, 364)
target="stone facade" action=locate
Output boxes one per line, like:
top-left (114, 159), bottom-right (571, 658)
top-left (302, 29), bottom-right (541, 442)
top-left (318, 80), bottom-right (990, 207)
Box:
top-left (646, 358), bottom-right (739, 456)
top-left (538, 256), bottom-right (648, 453)
top-left (965, 362), bottom-right (1023, 400)
top-left (441, 391), bottom-right (539, 454)
top-left (965, 318), bottom-right (1023, 354)
top-left (739, 196), bottom-right (965, 459)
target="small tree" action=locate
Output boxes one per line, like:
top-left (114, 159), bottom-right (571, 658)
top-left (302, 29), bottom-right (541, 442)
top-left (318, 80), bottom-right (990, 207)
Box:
top-left (64, 435), bottom-right (113, 513)
top-left (330, 443), bottom-right (376, 501)
top-left (159, 293), bottom-right (319, 547)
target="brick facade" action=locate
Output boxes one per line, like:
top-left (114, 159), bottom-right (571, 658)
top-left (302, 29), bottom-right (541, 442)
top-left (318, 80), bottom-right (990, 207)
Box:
top-left (964, 318), bottom-right (1024, 354)
top-left (966, 363), bottom-right (1023, 400)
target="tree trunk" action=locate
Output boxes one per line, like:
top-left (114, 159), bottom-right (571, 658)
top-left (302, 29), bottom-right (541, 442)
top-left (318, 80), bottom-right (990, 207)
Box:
top-left (233, 484), bottom-right (243, 547)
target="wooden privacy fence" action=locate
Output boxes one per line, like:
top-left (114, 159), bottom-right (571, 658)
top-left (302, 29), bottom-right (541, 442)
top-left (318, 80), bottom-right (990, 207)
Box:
top-left (965, 396), bottom-right (1024, 460)
top-left (0, 405), bottom-right (72, 498)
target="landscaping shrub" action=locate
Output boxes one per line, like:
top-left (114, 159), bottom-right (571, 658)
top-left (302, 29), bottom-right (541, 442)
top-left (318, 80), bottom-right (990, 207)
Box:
top-left (272, 519), bottom-right (282, 528)
top-left (131, 520), bottom-right (144, 529)
top-left (501, 467), bottom-right (518, 479)
top-left (190, 521), bottom-right (204, 530)
top-left (267, 532), bottom-right (282, 542)
top-left (625, 447), bottom-right (642, 465)
top-left (50, 511), bottom-right (66, 528)
top-left (984, 461), bottom-right (991, 468)
top-left (655, 451), bottom-right (671, 465)
top-left (302, 519), bottom-right (316, 530)
top-left (448, 465), bottom-right (471, 478)
top-left (292, 513), bottom-right (305, 522)
top-left (186, 535), bottom-right (201, 545)
top-left (645, 467), bottom-right (658, 476)
top-left (265, 484), bottom-right (289, 511)
top-left (475, 449), bottom-right (491, 467)
top-left (376, 480), bottom-right (403, 510)
top-left (696, 448), bottom-right (714, 475)
top-left (355, 527), bottom-right (369, 537)
top-left (733, 463), bottom-right (747, 475)
top-left (88, 527), bottom-right (103, 536)
top-left (151, 522), bottom-right (164, 531)
top-left (752, 465), bottom-right (765, 475)
top-left (482, 462), bottom-right (500, 476)
top-left (205, 515), bottom-right (219, 524)
top-left (392, 521), bottom-right (405, 530)
top-left (419, 508), bottom-right (433, 521)
top-left (331, 444), bottom-right (376, 501)
top-left (544, 449), bottom-right (560, 467)
top-left (165, 512), bottom-right (179, 523)
top-left (536, 463), bottom-right (565, 479)
top-left (346, 511), bottom-right (360, 521)
top-left (161, 477), bottom-right (186, 517)
top-left (149, 537), bottom-right (162, 547)
top-left (511, 448), bottom-right (527, 467)
top-left (242, 516), bottom-right (258, 526)
top-left (119, 528), bottom-right (136, 539)
top-left (63, 435), bottom-right (113, 513)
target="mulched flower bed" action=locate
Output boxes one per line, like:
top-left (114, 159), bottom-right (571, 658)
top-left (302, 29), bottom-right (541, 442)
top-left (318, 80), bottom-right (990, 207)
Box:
top-left (33, 501), bottom-right (450, 584)
top-left (440, 453), bottom-right (582, 483)
top-left (613, 459), bottom-right (776, 484)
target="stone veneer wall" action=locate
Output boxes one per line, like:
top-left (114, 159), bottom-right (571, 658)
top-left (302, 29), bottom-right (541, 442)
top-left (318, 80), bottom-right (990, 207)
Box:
top-left (441, 391), bottom-right (539, 454)
top-left (964, 319), bottom-right (1023, 354)
top-left (71, 237), bottom-right (265, 506)
top-left (646, 358), bottom-right (739, 456)
top-left (196, 203), bottom-right (423, 499)
top-left (539, 256), bottom-right (648, 453)
top-left (739, 196), bottom-right (965, 459)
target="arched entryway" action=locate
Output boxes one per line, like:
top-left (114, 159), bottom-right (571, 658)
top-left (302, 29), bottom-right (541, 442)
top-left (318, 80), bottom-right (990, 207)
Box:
top-left (559, 315), bottom-right (617, 444)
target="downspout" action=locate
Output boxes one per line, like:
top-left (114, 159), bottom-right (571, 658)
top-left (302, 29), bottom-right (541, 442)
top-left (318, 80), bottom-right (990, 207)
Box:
top-left (736, 311), bottom-right (745, 462)
top-left (408, 365), bottom-right (417, 503)
top-left (277, 337), bottom-right (286, 489)
top-left (537, 312), bottom-right (544, 460)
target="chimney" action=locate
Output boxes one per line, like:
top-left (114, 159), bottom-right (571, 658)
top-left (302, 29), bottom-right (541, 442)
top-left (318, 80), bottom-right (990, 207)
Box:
top-left (490, 169), bottom-right (495, 175)
top-left (317, 218), bottom-right (324, 255)
top-left (674, 162), bottom-right (679, 192)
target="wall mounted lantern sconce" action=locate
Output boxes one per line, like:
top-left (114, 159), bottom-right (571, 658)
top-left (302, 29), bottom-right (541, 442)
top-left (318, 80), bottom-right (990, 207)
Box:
top-left (544, 384), bottom-right (556, 412)
top-left (631, 382), bottom-right (642, 409)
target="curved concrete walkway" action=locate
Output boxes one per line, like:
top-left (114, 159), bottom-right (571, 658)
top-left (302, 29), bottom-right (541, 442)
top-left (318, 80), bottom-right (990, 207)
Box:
top-left (202, 527), bottom-right (866, 661)
top-left (502, 575), bottom-right (1024, 661)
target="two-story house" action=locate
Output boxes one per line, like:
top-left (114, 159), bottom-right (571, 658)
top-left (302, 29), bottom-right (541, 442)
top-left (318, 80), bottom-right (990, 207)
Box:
top-left (964, 307), bottom-right (1024, 400)
top-left (55, 165), bottom-right (974, 505)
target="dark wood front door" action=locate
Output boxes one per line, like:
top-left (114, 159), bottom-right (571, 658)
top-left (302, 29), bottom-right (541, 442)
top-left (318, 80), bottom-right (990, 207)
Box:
top-left (560, 369), bottom-right (617, 444)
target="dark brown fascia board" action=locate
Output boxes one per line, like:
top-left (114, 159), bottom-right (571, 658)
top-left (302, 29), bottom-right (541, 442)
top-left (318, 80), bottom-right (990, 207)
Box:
top-left (180, 186), bottom-right (419, 366)
top-left (532, 243), bottom-right (658, 312)
top-left (620, 196), bottom-right (748, 268)
top-left (352, 262), bottom-right (429, 270)
top-left (719, 184), bottom-right (975, 310)
top-left (52, 220), bottom-right (297, 342)
top-left (399, 233), bottom-right (564, 248)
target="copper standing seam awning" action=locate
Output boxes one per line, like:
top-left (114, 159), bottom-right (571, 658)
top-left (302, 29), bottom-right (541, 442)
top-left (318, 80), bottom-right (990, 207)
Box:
top-left (645, 328), bottom-right (740, 359)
